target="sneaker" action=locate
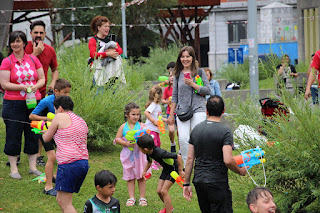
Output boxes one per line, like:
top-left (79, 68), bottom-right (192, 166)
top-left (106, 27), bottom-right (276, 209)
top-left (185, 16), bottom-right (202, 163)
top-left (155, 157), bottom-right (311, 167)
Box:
top-left (151, 164), bottom-right (159, 170)
top-left (36, 156), bottom-right (46, 166)
top-left (158, 207), bottom-right (174, 213)
top-left (29, 169), bottom-right (43, 176)
top-left (43, 188), bottom-right (57, 196)
top-left (10, 172), bottom-right (22, 180)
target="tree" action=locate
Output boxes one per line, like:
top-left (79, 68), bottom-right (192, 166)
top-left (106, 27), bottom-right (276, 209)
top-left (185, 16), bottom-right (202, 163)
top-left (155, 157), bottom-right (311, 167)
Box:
top-left (52, 0), bottom-right (177, 58)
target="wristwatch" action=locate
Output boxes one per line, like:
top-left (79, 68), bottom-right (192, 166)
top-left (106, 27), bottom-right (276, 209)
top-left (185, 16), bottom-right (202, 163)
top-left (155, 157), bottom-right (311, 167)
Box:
top-left (183, 183), bottom-right (191, 187)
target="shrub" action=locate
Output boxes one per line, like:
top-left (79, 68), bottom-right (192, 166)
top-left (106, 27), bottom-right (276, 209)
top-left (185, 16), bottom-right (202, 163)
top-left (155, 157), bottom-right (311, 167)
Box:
top-left (57, 43), bottom-right (147, 150)
top-left (134, 43), bottom-right (180, 81)
top-left (230, 87), bottom-right (320, 212)
top-left (216, 59), bottom-right (250, 88)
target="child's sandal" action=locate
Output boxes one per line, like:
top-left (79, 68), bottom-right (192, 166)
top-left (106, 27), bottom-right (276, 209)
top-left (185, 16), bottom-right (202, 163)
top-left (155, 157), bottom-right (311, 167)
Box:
top-left (126, 198), bottom-right (136, 206)
top-left (139, 198), bottom-right (147, 206)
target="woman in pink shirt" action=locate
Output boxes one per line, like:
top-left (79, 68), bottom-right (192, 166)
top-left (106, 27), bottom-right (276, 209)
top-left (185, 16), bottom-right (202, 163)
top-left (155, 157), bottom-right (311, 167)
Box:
top-left (0, 31), bottom-right (45, 180)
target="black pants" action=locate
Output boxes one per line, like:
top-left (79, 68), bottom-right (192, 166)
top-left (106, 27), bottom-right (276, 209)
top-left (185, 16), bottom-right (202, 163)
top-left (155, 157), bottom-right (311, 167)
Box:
top-left (194, 182), bottom-right (233, 213)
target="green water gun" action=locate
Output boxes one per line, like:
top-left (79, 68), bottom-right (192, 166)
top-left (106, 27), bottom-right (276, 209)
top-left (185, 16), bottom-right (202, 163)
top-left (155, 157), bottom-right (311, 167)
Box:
top-left (195, 75), bottom-right (203, 94)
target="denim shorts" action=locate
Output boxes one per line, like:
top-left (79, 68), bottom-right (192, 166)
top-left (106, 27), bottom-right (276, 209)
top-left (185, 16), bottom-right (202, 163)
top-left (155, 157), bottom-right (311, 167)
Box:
top-left (2, 99), bottom-right (39, 156)
top-left (55, 160), bottom-right (89, 193)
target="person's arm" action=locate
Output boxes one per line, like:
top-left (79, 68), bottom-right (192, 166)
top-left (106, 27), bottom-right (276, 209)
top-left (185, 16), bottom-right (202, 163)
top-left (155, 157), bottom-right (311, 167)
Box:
top-left (29, 113), bottom-right (47, 121)
top-left (290, 65), bottom-right (298, 77)
top-left (277, 64), bottom-right (285, 75)
top-left (142, 159), bottom-right (152, 180)
top-left (183, 144), bottom-right (195, 201)
top-left (213, 80), bottom-right (222, 97)
top-left (144, 109), bottom-right (158, 127)
top-left (48, 67), bottom-right (59, 90)
top-left (114, 123), bottom-right (134, 149)
top-left (30, 67), bottom-right (45, 93)
top-left (83, 199), bottom-right (93, 213)
top-left (176, 154), bottom-right (184, 178)
top-left (42, 113), bottom-right (60, 142)
top-left (305, 67), bottom-right (317, 100)
top-left (0, 70), bottom-right (28, 92)
top-left (168, 77), bottom-right (178, 125)
top-left (223, 145), bottom-right (247, 176)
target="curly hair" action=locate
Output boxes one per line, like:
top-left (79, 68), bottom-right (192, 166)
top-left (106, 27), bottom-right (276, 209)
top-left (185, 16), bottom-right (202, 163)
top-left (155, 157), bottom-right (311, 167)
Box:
top-left (90, 16), bottom-right (111, 35)
top-left (145, 86), bottom-right (163, 108)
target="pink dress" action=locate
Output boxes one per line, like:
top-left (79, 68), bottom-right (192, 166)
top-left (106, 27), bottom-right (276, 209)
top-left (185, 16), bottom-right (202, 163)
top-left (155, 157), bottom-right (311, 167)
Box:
top-left (115, 122), bottom-right (148, 181)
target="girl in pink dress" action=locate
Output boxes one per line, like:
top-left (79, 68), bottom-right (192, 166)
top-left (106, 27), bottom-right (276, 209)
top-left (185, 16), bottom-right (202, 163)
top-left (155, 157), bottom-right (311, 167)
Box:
top-left (114, 102), bottom-right (148, 207)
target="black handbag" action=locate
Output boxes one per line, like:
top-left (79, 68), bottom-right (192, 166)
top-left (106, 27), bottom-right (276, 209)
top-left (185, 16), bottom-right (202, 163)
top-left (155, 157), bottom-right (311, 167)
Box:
top-left (176, 105), bottom-right (193, 121)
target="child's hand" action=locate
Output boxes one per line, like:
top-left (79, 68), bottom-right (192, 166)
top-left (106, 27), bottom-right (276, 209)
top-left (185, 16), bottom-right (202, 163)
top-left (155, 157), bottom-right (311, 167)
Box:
top-left (127, 141), bottom-right (134, 149)
top-left (162, 117), bottom-right (168, 124)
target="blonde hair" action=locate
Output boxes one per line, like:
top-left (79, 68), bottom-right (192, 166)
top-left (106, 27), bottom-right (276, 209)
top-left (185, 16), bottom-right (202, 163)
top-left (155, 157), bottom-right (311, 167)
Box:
top-left (145, 86), bottom-right (163, 108)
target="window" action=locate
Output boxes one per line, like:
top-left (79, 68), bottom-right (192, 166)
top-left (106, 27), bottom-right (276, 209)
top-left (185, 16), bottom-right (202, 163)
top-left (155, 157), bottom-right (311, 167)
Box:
top-left (228, 21), bottom-right (247, 43)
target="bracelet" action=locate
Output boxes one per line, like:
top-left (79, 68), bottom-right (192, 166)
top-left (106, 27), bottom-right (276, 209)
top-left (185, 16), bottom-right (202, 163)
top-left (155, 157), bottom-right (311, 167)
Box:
top-left (183, 183), bottom-right (191, 187)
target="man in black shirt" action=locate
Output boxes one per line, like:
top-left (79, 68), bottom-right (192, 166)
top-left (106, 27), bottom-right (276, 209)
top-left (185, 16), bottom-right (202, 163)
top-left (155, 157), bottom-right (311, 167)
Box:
top-left (183, 95), bottom-right (247, 213)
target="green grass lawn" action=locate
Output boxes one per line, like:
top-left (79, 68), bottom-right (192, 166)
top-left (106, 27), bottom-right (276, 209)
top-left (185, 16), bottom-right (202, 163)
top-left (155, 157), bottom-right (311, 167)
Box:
top-left (0, 120), bottom-right (253, 213)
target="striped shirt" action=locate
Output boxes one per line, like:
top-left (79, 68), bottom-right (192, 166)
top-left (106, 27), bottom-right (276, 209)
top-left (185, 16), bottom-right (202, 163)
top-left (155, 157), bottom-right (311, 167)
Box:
top-left (54, 112), bottom-right (89, 165)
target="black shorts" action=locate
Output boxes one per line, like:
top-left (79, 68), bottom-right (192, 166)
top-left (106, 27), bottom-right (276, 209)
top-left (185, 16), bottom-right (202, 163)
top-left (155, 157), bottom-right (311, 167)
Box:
top-left (39, 135), bottom-right (55, 152)
top-left (160, 169), bottom-right (176, 183)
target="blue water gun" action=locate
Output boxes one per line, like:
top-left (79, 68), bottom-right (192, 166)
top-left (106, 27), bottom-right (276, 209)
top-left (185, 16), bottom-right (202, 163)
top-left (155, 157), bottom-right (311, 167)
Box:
top-left (234, 148), bottom-right (265, 170)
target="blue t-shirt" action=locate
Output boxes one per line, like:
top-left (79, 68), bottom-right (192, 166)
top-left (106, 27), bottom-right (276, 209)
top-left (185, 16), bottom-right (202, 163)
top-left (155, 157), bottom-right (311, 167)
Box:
top-left (31, 94), bottom-right (56, 115)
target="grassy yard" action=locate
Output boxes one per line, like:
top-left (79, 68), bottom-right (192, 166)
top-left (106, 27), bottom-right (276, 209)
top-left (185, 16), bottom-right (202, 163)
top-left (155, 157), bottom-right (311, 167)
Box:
top-left (0, 120), bottom-right (254, 213)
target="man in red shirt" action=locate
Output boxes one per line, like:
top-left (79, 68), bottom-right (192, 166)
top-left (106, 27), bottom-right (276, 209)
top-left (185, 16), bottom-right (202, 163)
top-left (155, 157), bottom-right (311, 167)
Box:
top-left (25, 20), bottom-right (59, 99)
top-left (305, 50), bottom-right (320, 100)
top-left (25, 20), bottom-right (59, 166)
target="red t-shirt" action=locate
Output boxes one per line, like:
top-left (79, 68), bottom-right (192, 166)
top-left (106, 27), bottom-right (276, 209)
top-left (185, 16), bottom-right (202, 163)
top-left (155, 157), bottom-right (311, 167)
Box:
top-left (311, 50), bottom-right (320, 87)
top-left (25, 41), bottom-right (58, 93)
top-left (0, 53), bottom-right (42, 100)
top-left (163, 85), bottom-right (173, 114)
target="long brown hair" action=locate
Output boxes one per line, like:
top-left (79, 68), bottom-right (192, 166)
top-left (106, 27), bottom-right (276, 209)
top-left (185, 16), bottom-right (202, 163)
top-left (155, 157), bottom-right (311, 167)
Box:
top-left (174, 46), bottom-right (198, 78)
top-left (145, 86), bottom-right (163, 108)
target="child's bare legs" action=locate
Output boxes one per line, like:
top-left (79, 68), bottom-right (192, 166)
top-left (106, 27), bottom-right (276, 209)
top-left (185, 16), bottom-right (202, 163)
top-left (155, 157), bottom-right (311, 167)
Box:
top-left (168, 124), bottom-right (176, 152)
top-left (56, 191), bottom-right (76, 213)
top-left (137, 177), bottom-right (146, 198)
top-left (127, 179), bottom-right (135, 206)
top-left (157, 179), bottom-right (174, 213)
top-left (44, 150), bottom-right (56, 191)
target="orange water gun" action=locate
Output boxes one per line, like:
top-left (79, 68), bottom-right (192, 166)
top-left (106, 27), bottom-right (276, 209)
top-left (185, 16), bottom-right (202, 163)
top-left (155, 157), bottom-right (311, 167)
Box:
top-left (157, 116), bottom-right (165, 135)
top-left (170, 171), bottom-right (184, 188)
top-left (30, 112), bottom-right (55, 134)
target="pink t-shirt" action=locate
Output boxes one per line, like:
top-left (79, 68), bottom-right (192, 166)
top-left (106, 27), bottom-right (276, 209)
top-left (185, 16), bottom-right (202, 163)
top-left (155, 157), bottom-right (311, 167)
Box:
top-left (0, 53), bottom-right (42, 100)
top-left (54, 112), bottom-right (89, 165)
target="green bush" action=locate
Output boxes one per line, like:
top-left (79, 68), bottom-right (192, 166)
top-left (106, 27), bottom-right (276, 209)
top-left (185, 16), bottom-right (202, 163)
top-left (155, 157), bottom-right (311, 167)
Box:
top-left (216, 59), bottom-right (250, 88)
top-left (230, 88), bottom-right (320, 212)
top-left (259, 53), bottom-right (281, 80)
top-left (57, 43), bottom-right (147, 150)
top-left (133, 44), bottom-right (180, 81)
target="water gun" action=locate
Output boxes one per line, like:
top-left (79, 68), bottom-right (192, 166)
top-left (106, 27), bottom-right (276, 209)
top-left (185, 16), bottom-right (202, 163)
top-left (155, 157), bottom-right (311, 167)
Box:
top-left (158, 76), bottom-right (169, 87)
top-left (125, 129), bottom-right (151, 151)
top-left (170, 171), bottom-right (184, 188)
top-left (30, 112), bottom-right (56, 134)
top-left (195, 75), bottom-right (203, 94)
top-left (32, 173), bottom-right (46, 183)
top-left (234, 148), bottom-right (266, 170)
top-left (157, 116), bottom-right (165, 135)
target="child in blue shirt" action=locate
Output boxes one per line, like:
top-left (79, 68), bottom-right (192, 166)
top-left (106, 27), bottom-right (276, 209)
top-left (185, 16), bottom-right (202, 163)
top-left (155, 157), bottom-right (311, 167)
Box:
top-left (29, 78), bottom-right (71, 196)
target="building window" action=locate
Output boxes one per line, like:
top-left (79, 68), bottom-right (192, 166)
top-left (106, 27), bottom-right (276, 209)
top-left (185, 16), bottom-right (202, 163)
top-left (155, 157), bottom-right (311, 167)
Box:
top-left (228, 21), bottom-right (247, 44)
